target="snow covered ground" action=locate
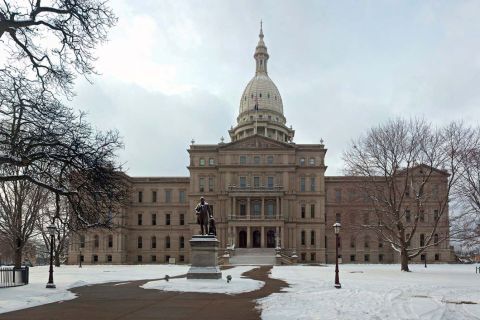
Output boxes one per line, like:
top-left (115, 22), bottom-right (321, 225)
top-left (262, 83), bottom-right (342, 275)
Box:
top-left (0, 264), bottom-right (189, 314)
top-left (258, 264), bottom-right (480, 320)
top-left (141, 265), bottom-right (264, 294)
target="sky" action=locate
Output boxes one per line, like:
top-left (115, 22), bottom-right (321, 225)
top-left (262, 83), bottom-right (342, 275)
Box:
top-left (71, 0), bottom-right (480, 177)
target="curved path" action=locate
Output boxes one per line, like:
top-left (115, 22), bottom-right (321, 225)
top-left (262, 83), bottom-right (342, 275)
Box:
top-left (0, 266), bottom-right (287, 320)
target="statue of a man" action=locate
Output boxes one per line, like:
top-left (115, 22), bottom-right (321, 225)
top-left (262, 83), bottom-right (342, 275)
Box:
top-left (195, 197), bottom-right (215, 235)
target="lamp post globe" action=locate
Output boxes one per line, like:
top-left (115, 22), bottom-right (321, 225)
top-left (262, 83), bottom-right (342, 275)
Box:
top-left (46, 223), bottom-right (57, 289)
top-left (333, 222), bottom-right (341, 289)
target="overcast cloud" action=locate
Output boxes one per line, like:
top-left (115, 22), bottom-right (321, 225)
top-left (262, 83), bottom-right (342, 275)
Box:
top-left (72, 0), bottom-right (480, 177)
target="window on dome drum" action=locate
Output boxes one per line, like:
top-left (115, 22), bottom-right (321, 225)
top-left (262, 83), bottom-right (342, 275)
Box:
top-left (300, 177), bottom-right (306, 192)
top-left (240, 155), bottom-right (247, 164)
top-left (209, 158), bottom-right (215, 166)
top-left (138, 214), bottom-right (142, 225)
top-left (254, 156), bottom-right (260, 164)
top-left (108, 235), bottom-right (113, 248)
top-left (199, 158), bottom-right (205, 166)
top-left (137, 236), bottom-right (142, 249)
top-left (240, 176), bottom-right (246, 188)
top-left (309, 158), bottom-right (315, 166)
top-left (254, 176), bottom-right (260, 188)
top-left (267, 155), bottom-right (274, 164)
top-left (151, 213), bottom-right (156, 226)
top-left (299, 158), bottom-right (305, 166)
top-left (152, 190), bottom-right (157, 203)
top-left (165, 214), bottom-right (171, 226)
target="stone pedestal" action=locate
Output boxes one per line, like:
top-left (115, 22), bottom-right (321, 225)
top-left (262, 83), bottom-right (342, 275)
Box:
top-left (187, 235), bottom-right (222, 279)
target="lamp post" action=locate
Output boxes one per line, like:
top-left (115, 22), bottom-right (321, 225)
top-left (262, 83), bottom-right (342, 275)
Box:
top-left (46, 223), bottom-right (57, 288)
top-left (333, 222), bottom-right (341, 289)
top-left (79, 248), bottom-right (82, 268)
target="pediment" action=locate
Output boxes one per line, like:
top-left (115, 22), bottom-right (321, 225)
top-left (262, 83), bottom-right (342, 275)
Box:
top-left (220, 135), bottom-right (294, 150)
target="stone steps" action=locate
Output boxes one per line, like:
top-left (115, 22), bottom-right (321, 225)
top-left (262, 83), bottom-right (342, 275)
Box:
top-left (229, 248), bottom-right (276, 265)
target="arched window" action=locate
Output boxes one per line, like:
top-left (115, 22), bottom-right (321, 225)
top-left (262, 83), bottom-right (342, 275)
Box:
top-left (137, 236), bottom-right (142, 249)
top-left (151, 236), bottom-right (157, 249)
top-left (364, 235), bottom-right (370, 248)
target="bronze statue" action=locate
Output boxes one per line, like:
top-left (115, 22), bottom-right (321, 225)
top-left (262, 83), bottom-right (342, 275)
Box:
top-left (195, 197), bottom-right (216, 236)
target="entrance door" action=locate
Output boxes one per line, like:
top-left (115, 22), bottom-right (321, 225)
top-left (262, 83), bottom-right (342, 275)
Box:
top-left (253, 230), bottom-right (261, 248)
top-left (267, 230), bottom-right (276, 248)
top-left (239, 230), bottom-right (247, 248)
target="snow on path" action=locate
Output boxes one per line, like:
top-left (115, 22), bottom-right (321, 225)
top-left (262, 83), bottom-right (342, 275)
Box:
top-left (0, 264), bottom-right (189, 314)
top-left (141, 265), bottom-right (264, 294)
top-left (258, 264), bottom-right (480, 320)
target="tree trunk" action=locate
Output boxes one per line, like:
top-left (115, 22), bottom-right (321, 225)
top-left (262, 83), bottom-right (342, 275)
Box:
top-left (14, 245), bottom-right (22, 268)
top-left (400, 247), bottom-right (410, 272)
top-left (54, 253), bottom-right (61, 267)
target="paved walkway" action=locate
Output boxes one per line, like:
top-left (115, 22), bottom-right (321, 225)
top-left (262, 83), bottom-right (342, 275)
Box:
top-left (0, 266), bottom-right (287, 320)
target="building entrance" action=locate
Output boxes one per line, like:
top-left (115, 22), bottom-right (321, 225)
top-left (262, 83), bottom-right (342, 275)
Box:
top-left (252, 230), bottom-right (261, 248)
top-left (267, 230), bottom-right (276, 248)
top-left (238, 230), bottom-right (247, 248)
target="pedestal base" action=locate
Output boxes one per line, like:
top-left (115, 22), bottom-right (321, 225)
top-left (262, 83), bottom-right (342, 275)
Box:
top-left (187, 235), bottom-right (222, 280)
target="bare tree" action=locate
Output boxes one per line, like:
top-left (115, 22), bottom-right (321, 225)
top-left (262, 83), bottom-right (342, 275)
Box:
top-left (0, 0), bottom-right (117, 94)
top-left (0, 173), bottom-right (48, 267)
top-left (343, 118), bottom-right (472, 271)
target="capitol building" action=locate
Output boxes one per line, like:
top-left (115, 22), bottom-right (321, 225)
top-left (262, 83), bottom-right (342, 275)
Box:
top-left (68, 26), bottom-right (454, 265)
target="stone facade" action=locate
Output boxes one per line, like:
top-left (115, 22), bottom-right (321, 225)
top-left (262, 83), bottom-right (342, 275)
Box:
top-left (67, 26), bottom-right (454, 265)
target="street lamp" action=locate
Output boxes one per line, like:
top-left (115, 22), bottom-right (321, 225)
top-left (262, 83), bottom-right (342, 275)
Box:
top-left (46, 223), bottom-right (57, 289)
top-left (333, 222), bottom-right (341, 289)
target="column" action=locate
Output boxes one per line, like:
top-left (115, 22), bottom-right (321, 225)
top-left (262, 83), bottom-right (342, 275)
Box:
top-left (276, 197), bottom-right (280, 219)
top-left (281, 198), bottom-right (286, 219)
top-left (232, 226), bottom-right (236, 247)
top-left (261, 226), bottom-right (265, 248)
top-left (261, 197), bottom-right (265, 219)
top-left (247, 197), bottom-right (251, 219)
top-left (247, 226), bottom-right (251, 248)
top-left (276, 226), bottom-right (280, 248)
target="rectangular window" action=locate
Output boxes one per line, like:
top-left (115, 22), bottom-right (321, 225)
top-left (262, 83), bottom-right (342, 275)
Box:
top-left (420, 254), bottom-right (426, 261)
top-left (405, 209), bottom-right (411, 223)
top-left (152, 213), bottom-right (157, 226)
top-left (138, 191), bottom-right (143, 203)
top-left (300, 177), bottom-right (306, 192)
top-left (267, 176), bottom-right (274, 189)
top-left (254, 176), bottom-right (260, 188)
top-left (107, 255), bottom-right (112, 262)
top-left (299, 158), bottom-right (305, 166)
top-left (364, 254), bottom-right (370, 262)
top-left (253, 202), bottom-right (261, 216)
top-left (240, 203), bottom-right (246, 216)
top-left (137, 255), bottom-right (142, 263)
top-left (138, 214), bottom-right (143, 226)
top-left (350, 255), bottom-right (356, 262)
top-left (151, 237), bottom-right (156, 249)
top-left (166, 214), bottom-right (171, 226)
top-left (335, 189), bottom-right (342, 202)
top-left (420, 234), bottom-right (425, 247)
top-left (267, 203), bottom-right (274, 217)
top-left (208, 177), bottom-right (214, 192)
top-left (179, 190), bottom-right (186, 203)
top-left (254, 156), bottom-right (260, 164)
top-left (137, 237), bottom-right (142, 249)
top-left (151, 255), bottom-right (157, 262)
top-left (199, 178), bottom-right (205, 193)
top-left (309, 158), bottom-right (315, 166)
top-left (240, 155), bottom-right (246, 164)
top-left (240, 176), bottom-right (246, 188)
top-left (379, 254), bottom-right (384, 263)
top-left (301, 253), bottom-right (306, 261)
top-left (419, 209), bottom-right (425, 222)
top-left (301, 231), bottom-right (306, 245)
top-left (301, 205), bottom-right (306, 219)
top-left (310, 253), bottom-right (316, 261)
top-left (267, 155), bottom-right (274, 164)
top-left (108, 235), bottom-right (113, 248)
top-left (209, 158), bottom-right (215, 166)
top-left (165, 255), bottom-right (170, 263)
top-left (199, 158), bottom-right (205, 166)
top-left (165, 237), bottom-right (171, 249)
top-left (93, 255), bottom-right (98, 263)
top-left (310, 177), bottom-right (315, 191)
top-left (311, 231), bottom-right (315, 245)
top-left (165, 190), bottom-right (171, 203)
top-left (310, 204), bottom-right (315, 218)
top-left (80, 235), bottom-right (85, 248)
top-left (435, 254), bottom-right (440, 261)
top-left (180, 213), bottom-right (185, 225)
top-left (336, 213), bottom-right (341, 223)
top-left (180, 237), bottom-right (185, 249)
top-left (152, 191), bottom-right (157, 203)
top-left (179, 255), bottom-right (185, 262)
top-left (434, 209), bottom-right (439, 221)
